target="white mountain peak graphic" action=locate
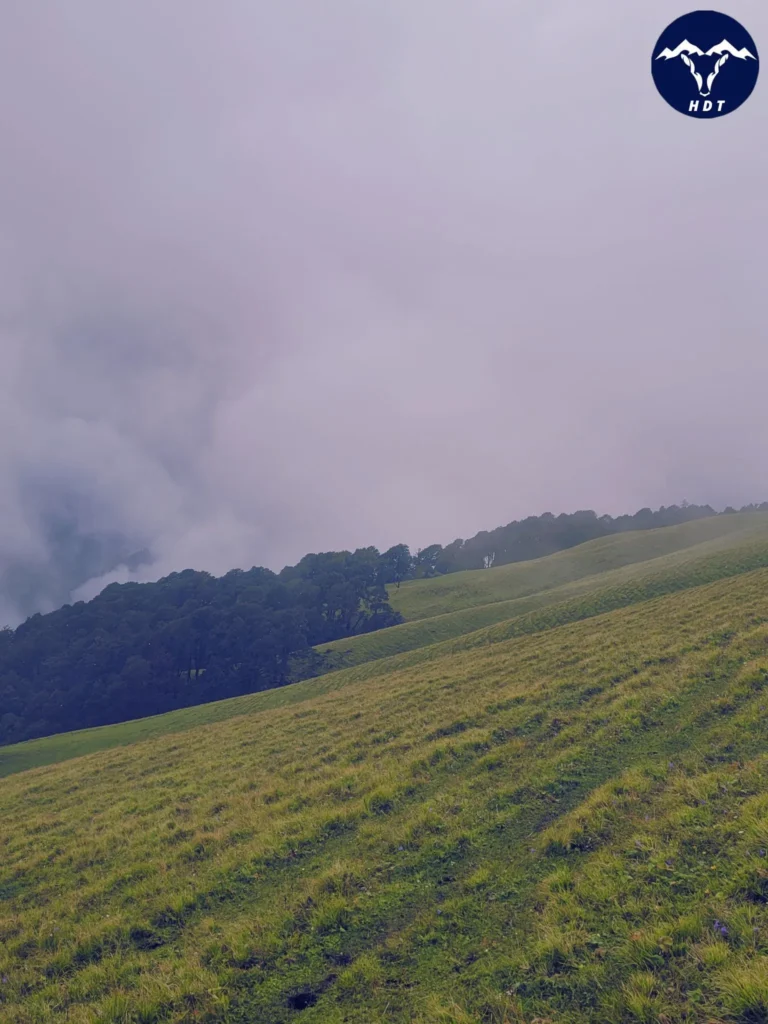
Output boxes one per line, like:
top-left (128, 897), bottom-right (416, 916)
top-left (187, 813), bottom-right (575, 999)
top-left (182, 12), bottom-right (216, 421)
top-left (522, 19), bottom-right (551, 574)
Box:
top-left (656, 37), bottom-right (756, 60)
top-left (705, 39), bottom-right (756, 59)
top-left (656, 39), bottom-right (704, 59)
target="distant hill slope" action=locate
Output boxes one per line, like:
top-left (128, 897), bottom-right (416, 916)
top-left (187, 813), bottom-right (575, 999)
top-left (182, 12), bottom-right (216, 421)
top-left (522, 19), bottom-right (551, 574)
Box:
top-left (4, 569), bottom-right (768, 1021)
top-left (316, 518), bottom-right (768, 671)
top-left (1, 504), bottom-right (760, 748)
top-left (388, 512), bottom-right (767, 621)
top-left (4, 514), bottom-right (768, 781)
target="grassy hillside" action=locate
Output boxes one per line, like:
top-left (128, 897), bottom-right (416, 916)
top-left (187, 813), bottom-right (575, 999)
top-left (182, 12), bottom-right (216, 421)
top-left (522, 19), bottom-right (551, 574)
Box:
top-left (318, 523), bottom-right (768, 671)
top-left (0, 669), bottom-right (385, 781)
top-left (388, 512), bottom-right (768, 621)
top-left (5, 570), bottom-right (768, 1022)
top-left (5, 516), bottom-right (768, 782)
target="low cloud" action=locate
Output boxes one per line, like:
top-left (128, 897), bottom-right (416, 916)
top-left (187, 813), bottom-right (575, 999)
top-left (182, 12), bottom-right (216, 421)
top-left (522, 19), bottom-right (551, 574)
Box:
top-left (0, 0), bottom-right (766, 622)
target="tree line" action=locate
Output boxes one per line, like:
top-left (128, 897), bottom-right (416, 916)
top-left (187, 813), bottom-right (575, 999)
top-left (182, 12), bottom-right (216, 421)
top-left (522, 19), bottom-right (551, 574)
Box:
top-left (0, 548), bottom-right (403, 745)
top-left (406, 502), bottom-right (735, 577)
top-left (1, 501), bottom-right (764, 746)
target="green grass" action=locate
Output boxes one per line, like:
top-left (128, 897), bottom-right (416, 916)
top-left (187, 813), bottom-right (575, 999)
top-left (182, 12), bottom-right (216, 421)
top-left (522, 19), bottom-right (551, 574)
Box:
top-left (5, 569), bottom-right (768, 1021)
top-left (388, 512), bottom-right (768, 621)
top-left (0, 673), bottom-right (372, 781)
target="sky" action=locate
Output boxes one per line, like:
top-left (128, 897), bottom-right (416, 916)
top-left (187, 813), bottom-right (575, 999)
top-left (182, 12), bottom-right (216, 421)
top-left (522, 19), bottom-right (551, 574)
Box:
top-left (0, 0), bottom-right (766, 623)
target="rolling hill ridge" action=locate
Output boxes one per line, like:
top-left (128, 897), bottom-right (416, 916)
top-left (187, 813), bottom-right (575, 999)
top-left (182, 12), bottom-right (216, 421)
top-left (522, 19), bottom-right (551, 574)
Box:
top-left (4, 512), bottom-right (768, 780)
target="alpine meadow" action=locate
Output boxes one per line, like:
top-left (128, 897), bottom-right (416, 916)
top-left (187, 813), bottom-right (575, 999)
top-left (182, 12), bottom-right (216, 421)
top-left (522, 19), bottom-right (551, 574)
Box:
top-left (3, 3), bottom-right (768, 1023)
top-left (5, 512), bottom-right (768, 1022)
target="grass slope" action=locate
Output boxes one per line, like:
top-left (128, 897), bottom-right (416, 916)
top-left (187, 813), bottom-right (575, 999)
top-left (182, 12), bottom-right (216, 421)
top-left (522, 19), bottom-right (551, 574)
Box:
top-left (4, 571), bottom-right (768, 1021)
top-left (318, 522), bottom-right (768, 671)
top-left (388, 512), bottom-right (768, 621)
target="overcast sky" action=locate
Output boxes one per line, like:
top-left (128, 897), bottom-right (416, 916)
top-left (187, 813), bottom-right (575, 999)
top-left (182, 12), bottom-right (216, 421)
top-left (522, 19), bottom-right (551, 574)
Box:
top-left (0, 1), bottom-right (766, 621)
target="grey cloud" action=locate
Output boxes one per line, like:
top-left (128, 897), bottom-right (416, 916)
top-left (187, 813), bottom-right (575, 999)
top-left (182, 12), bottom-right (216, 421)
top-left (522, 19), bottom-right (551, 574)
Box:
top-left (0, 0), bottom-right (766, 621)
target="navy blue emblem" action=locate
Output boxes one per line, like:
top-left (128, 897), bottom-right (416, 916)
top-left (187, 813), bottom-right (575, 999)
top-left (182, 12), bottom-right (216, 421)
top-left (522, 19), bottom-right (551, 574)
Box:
top-left (652, 10), bottom-right (758, 117)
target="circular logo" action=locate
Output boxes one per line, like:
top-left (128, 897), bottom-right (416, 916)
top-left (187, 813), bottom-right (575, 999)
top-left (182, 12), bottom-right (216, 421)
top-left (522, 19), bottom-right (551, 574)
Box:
top-left (652, 10), bottom-right (759, 117)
